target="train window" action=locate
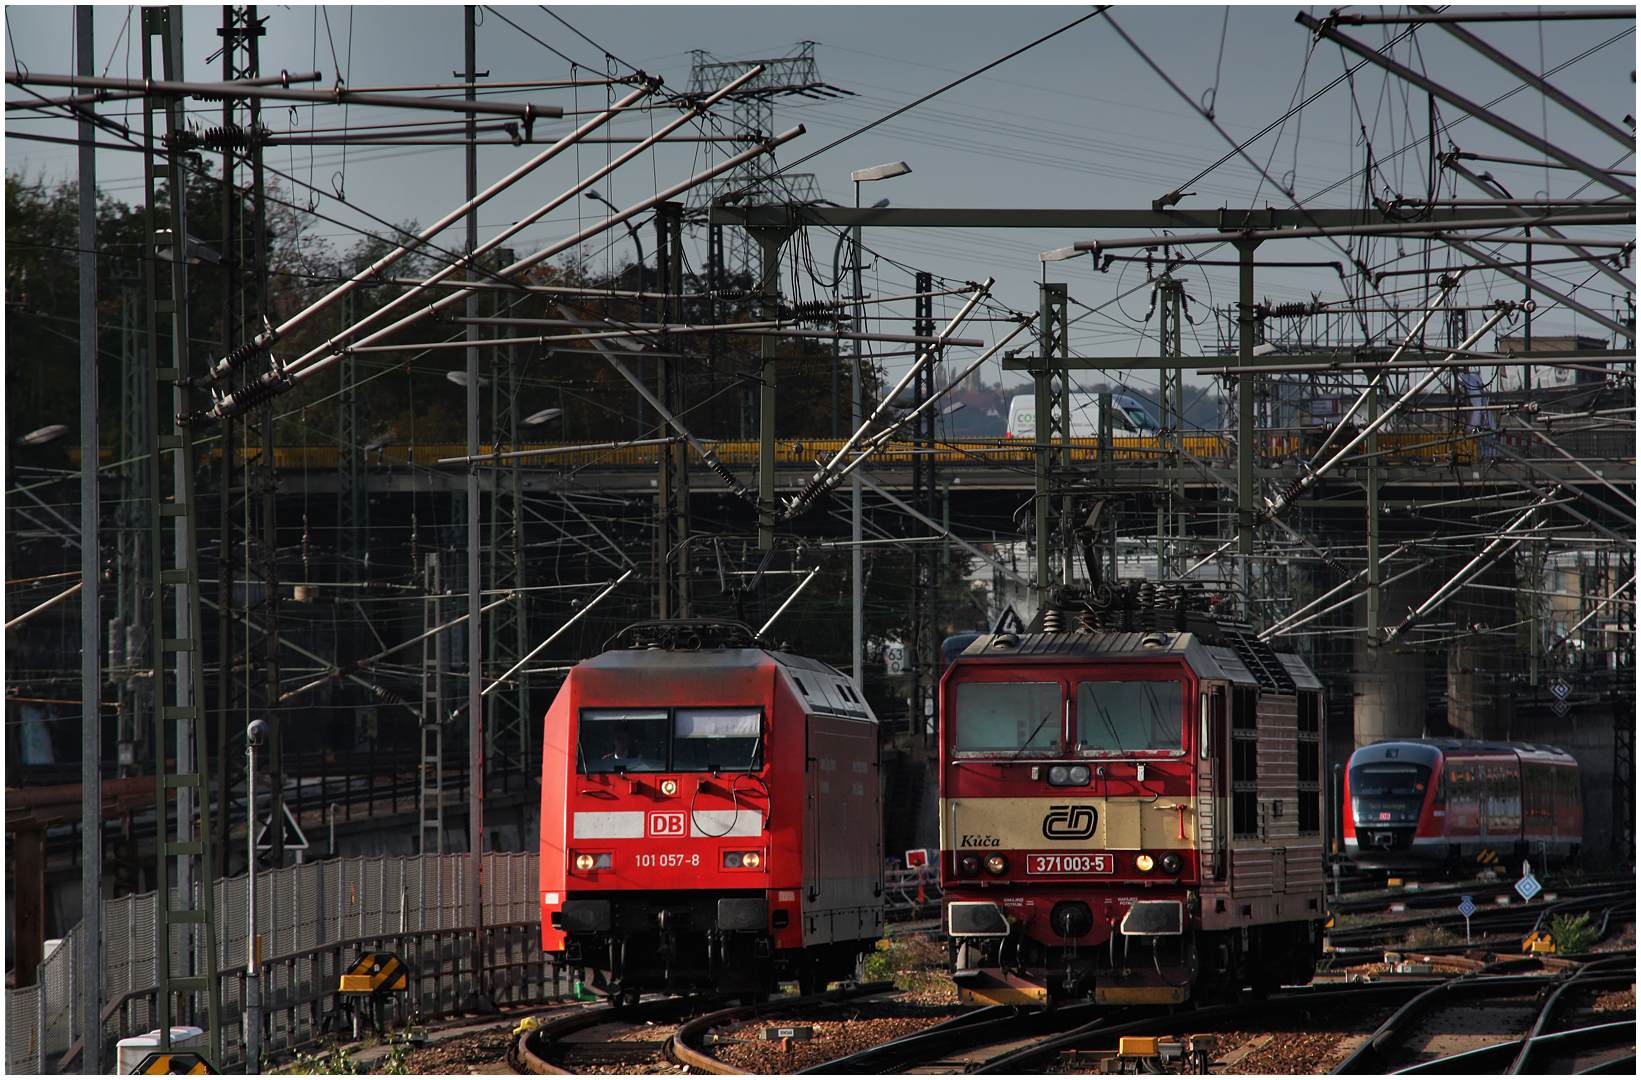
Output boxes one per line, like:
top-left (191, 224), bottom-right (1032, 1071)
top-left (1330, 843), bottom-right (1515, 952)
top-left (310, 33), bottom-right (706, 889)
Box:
top-left (1074, 680), bottom-right (1184, 754)
top-left (952, 681), bottom-right (1062, 755)
top-left (1349, 762), bottom-right (1431, 824)
top-left (579, 710), bottom-right (671, 773)
top-left (674, 708), bottom-right (763, 772)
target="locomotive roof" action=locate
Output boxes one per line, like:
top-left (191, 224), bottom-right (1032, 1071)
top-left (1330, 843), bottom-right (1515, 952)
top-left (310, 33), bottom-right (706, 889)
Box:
top-left (580, 646), bottom-right (876, 723)
top-left (1354, 738), bottom-right (1576, 760)
top-left (951, 630), bottom-right (1319, 692)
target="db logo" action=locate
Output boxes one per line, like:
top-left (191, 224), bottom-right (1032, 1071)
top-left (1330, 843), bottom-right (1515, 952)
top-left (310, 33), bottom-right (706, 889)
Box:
top-left (649, 812), bottom-right (686, 837)
top-left (1042, 804), bottom-right (1097, 840)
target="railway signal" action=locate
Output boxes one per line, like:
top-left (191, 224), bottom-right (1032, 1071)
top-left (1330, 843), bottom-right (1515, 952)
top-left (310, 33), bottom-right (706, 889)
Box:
top-left (1457, 896), bottom-right (1476, 942)
top-left (1515, 871), bottom-right (1542, 902)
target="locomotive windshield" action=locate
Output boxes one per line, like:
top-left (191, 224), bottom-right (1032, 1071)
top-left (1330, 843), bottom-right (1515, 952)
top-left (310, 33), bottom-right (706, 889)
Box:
top-left (952, 681), bottom-right (1062, 755)
top-left (578, 707), bottom-right (762, 774)
top-left (1350, 762), bottom-right (1431, 824)
top-left (1075, 680), bottom-right (1184, 754)
top-left (673, 708), bottom-right (761, 771)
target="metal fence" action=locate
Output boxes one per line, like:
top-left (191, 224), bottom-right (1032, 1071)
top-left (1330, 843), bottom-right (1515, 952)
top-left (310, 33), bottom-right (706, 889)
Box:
top-left (7, 852), bottom-right (554, 1074)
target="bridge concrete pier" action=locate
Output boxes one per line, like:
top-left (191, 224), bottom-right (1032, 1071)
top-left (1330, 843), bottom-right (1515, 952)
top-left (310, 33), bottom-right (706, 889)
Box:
top-left (1354, 574), bottom-right (1430, 748)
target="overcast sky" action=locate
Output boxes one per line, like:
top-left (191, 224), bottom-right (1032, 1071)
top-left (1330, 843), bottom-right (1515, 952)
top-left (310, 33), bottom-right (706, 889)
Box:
top-left (7, 5), bottom-right (1634, 396)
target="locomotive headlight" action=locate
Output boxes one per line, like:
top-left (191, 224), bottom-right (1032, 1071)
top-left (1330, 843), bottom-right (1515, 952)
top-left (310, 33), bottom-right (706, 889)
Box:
top-left (984, 854), bottom-right (1009, 876)
top-left (1135, 853), bottom-right (1155, 872)
top-left (573, 852), bottom-right (612, 872)
top-left (741, 850), bottom-right (762, 868)
top-left (958, 854), bottom-right (982, 876)
top-left (660, 779), bottom-right (679, 796)
top-left (1047, 764), bottom-right (1091, 786)
top-left (1159, 851), bottom-right (1183, 875)
top-left (723, 850), bottom-right (764, 869)
top-left (574, 854), bottom-right (595, 872)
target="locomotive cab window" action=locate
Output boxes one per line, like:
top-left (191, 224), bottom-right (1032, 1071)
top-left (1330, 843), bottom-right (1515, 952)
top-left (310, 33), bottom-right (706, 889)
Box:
top-left (580, 710), bottom-right (670, 773)
top-left (952, 681), bottom-right (1062, 755)
top-left (1350, 761), bottom-right (1431, 823)
top-left (1074, 680), bottom-right (1184, 754)
top-left (674, 708), bottom-right (762, 772)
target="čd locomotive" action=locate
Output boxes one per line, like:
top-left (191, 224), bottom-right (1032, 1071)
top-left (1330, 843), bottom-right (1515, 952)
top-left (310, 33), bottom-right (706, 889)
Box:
top-left (941, 582), bottom-right (1327, 1007)
top-left (1346, 738), bottom-right (1582, 873)
top-left (539, 621), bottom-right (883, 1003)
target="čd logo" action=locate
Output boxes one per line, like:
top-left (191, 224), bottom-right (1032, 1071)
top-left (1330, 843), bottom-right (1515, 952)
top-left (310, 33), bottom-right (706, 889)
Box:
top-left (1042, 804), bottom-right (1097, 839)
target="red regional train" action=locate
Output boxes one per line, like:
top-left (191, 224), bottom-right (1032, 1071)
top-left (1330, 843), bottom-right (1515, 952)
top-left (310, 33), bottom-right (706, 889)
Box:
top-left (940, 583), bottom-right (1327, 1008)
top-left (539, 621), bottom-right (883, 1004)
top-left (1345, 739), bottom-right (1583, 873)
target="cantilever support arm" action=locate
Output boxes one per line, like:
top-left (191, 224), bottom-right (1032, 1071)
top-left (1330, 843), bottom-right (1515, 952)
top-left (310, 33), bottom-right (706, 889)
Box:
top-left (485, 570), bottom-right (636, 695)
top-left (1414, 5), bottom-right (1635, 151)
top-left (1297, 11), bottom-right (1633, 198)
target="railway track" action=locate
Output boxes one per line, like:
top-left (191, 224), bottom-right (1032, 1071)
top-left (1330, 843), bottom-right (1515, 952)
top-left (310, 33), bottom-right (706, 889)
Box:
top-left (516, 983), bottom-right (896, 1074)
top-left (1329, 875), bottom-right (1636, 916)
top-left (1334, 953), bottom-right (1636, 1074)
top-left (1324, 886), bottom-right (1634, 950)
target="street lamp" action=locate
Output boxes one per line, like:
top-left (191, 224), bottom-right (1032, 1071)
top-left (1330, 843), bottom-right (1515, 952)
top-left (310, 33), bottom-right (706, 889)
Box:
top-left (851, 160), bottom-right (911, 207)
top-left (846, 161), bottom-right (912, 700)
top-left (584, 189), bottom-right (645, 301)
top-left (586, 189), bottom-right (648, 435)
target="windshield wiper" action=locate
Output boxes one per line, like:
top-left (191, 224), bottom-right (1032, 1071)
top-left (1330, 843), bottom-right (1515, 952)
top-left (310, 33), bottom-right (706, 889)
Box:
top-left (1007, 710), bottom-right (1056, 763)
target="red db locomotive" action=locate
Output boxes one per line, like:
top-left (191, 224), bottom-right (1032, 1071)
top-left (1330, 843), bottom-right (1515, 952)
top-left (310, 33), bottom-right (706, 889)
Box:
top-left (940, 583), bottom-right (1327, 1007)
top-left (1345, 739), bottom-right (1582, 873)
top-left (539, 621), bottom-right (883, 1003)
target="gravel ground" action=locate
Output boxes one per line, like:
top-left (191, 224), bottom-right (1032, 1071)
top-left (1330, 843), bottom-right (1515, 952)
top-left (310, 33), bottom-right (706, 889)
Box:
top-left (399, 1030), bottom-right (521, 1074)
top-left (1590, 985), bottom-right (1635, 1012)
top-left (391, 987), bottom-right (967, 1075)
top-left (1204, 1003), bottom-right (1400, 1075)
top-left (704, 998), bottom-right (968, 1073)
top-left (1044, 1002), bottom-right (1399, 1076)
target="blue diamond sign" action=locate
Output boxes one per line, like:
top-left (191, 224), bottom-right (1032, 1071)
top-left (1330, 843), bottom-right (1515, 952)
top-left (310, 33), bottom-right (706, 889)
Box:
top-left (1515, 874), bottom-right (1542, 902)
top-left (1458, 897), bottom-right (1477, 918)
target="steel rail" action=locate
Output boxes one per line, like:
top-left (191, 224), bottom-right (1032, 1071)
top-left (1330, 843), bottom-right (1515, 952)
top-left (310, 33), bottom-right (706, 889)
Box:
top-left (664, 983), bottom-right (898, 1074)
top-left (972, 984), bottom-right (1438, 1074)
top-left (1331, 972), bottom-right (1567, 1073)
top-left (798, 1004), bottom-right (1099, 1074)
top-left (517, 992), bottom-right (734, 1075)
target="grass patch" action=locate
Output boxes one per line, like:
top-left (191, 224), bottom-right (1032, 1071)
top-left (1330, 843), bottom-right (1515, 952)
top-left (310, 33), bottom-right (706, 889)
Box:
top-left (863, 931), bottom-right (953, 995)
top-left (1550, 912), bottom-right (1599, 955)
